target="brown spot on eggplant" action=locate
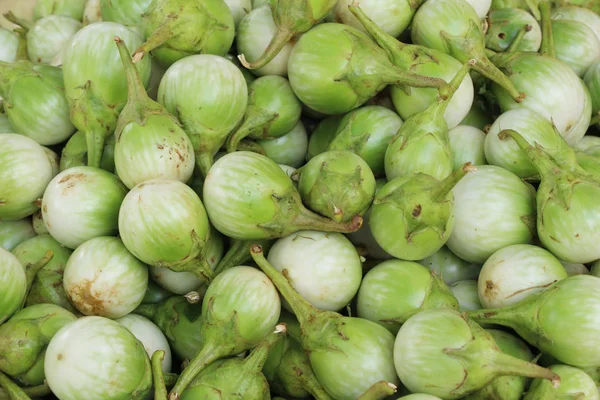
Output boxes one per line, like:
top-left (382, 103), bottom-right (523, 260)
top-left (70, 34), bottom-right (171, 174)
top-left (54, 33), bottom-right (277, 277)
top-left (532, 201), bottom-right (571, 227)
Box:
top-left (485, 280), bottom-right (498, 298)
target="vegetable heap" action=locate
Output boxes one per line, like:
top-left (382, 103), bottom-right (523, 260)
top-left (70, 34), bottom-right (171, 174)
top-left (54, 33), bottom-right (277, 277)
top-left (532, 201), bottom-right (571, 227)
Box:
top-left (2, 0), bottom-right (600, 399)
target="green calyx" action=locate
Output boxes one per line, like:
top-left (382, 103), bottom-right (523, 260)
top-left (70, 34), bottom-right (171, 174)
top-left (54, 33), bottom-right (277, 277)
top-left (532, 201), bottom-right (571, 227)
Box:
top-left (347, 2), bottom-right (439, 71)
top-left (181, 325), bottom-right (285, 400)
top-left (59, 131), bottom-right (116, 172)
top-left (0, 304), bottom-right (77, 386)
top-left (440, 315), bottom-right (560, 398)
top-left (498, 129), bottom-right (595, 219)
top-left (226, 105), bottom-right (278, 153)
top-left (169, 298), bottom-right (266, 399)
top-left (134, 0), bottom-right (234, 66)
top-left (134, 296), bottom-right (204, 361)
top-left (373, 163), bottom-right (475, 259)
top-left (465, 283), bottom-right (560, 361)
top-left (295, 150), bottom-right (376, 222)
top-left (336, 28), bottom-right (446, 102)
top-left (385, 60), bottom-right (473, 181)
top-left (68, 78), bottom-right (121, 169)
top-left (114, 36), bottom-right (181, 140)
top-left (255, 184), bottom-right (364, 238)
top-left (238, 0), bottom-right (337, 70)
top-left (440, 20), bottom-right (525, 103)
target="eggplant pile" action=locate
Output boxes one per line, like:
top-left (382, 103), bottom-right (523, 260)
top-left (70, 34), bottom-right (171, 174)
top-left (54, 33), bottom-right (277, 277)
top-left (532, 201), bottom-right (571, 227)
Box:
top-left (1, 0), bottom-right (600, 399)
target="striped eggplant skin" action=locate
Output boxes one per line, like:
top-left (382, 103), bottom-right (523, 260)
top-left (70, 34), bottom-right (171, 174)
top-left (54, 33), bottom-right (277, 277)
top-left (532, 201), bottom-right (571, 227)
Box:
top-left (258, 120), bottom-right (309, 168)
top-left (410, 0), bottom-right (481, 54)
top-left (223, 0), bottom-right (252, 26)
top-left (585, 60), bottom-right (600, 115)
top-left (62, 22), bottom-right (151, 114)
top-left (114, 114), bottom-right (195, 189)
top-left (0, 248), bottom-right (27, 323)
top-left (0, 134), bottom-right (55, 220)
top-left (267, 230), bottom-right (363, 312)
top-left (41, 166), bottom-right (128, 249)
top-left (552, 5), bottom-right (600, 43)
top-left (0, 219), bottom-right (35, 251)
top-left (524, 364), bottom-right (600, 400)
top-left (118, 179), bottom-right (210, 267)
top-left (327, 106), bottom-right (404, 177)
top-left (116, 314), bottom-right (172, 373)
top-left (332, 0), bottom-right (415, 38)
top-left (357, 259), bottom-right (459, 334)
top-left (202, 266), bottom-right (281, 343)
top-left (203, 151), bottom-right (292, 239)
top-left (446, 165), bottom-right (536, 264)
top-left (448, 125), bottom-right (486, 170)
top-left (0, 28), bottom-right (19, 63)
top-left (0, 63), bottom-right (75, 146)
top-left (63, 236), bottom-right (149, 319)
top-left (467, 275), bottom-right (600, 368)
top-left (99, 0), bottom-right (154, 27)
top-left (449, 280), bottom-right (482, 311)
top-left (485, 108), bottom-right (575, 178)
top-left (552, 19), bottom-right (600, 77)
top-left (26, 15), bottom-right (82, 64)
top-left (464, 0), bottom-right (491, 18)
top-left (157, 54), bottom-right (248, 176)
top-left (44, 316), bottom-right (153, 400)
top-left (491, 54), bottom-right (589, 146)
top-left (62, 22), bottom-right (151, 168)
top-left (33, 0), bottom-right (88, 21)
top-left (477, 244), bottom-right (568, 309)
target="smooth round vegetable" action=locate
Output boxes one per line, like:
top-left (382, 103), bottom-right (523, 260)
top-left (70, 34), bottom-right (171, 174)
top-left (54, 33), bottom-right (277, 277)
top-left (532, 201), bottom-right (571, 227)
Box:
top-left (257, 121), bottom-right (309, 168)
top-left (446, 165), bottom-right (536, 263)
top-left (332, 0), bottom-right (415, 38)
top-left (0, 248), bottom-right (26, 323)
top-left (524, 364), bottom-right (600, 399)
top-left (0, 219), bottom-right (35, 251)
top-left (448, 125), bottom-right (486, 169)
top-left (357, 259), bottom-right (459, 334)
top-left (0, 134), bottom-right (55, 220)
top-left (44, 316), bottom-right (153, 400)
top-left (267, 230), bottom-right (363, 311)
top-left (116, 314), bottom-right (172, 373)
top-left (297, 150), bottom-right (376, 223)
top-left (63, 236), bottom-right (149, 318)
top-left (419, 246), bottom-right (481, 285)
top-left (26, 15), bottom-right (82, 64)
top-left (478, 244), bottom-right (568, 309)
top-left (551, 19), bottom-right (600, 77)
top-left (118, 179), bottom-right (211, 280)
top-left (41, 166), bottom-right (127, 249)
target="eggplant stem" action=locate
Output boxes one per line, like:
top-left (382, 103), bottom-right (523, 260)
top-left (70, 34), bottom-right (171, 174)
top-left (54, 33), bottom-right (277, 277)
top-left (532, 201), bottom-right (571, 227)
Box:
top-left (169, 344), bottom-right (221, 399)
top-left (357, 381), bottom-right (398, 400)
top-left (250, 245), bottom-right (315, 327)
top-left (132, 21), bottom-right (175, 63)
top-left (539, 0), bottom-right (555, 58)
top-left (3, 11), bottom-right (32, 31)
top-left (152, 351), bottom-right (168, 400)
top-left (0, 371), bottom-right (31, 400)
top-left (238, 28), bottom-right (294, 70)
top-left (507, 24), bottom-right (532, 53)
